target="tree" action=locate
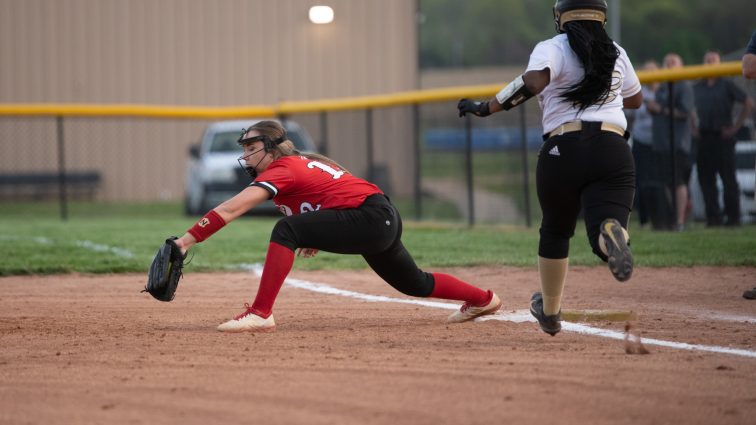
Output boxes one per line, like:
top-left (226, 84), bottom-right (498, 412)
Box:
top-left (420, 0), bottom-right (756, 68)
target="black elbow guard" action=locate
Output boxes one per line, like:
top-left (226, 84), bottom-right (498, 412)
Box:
top-left (495, 75), bottom-right (535, 110)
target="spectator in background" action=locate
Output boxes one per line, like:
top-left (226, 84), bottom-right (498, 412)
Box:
top-left (626, 60), bottom-right (660, 228)
top-left (741, 30), bottom-right (756, 300)
top-left (647, 53), bottom-right (695, 231)
top-left (693, 51), bottom-right (754, 227)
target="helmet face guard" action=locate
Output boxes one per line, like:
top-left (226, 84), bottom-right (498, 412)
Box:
top-left (237, 146), bottom-right (266, 180)
top-left (553, 0), bottom-right (607, 33)
top-left (235, 126), bottom-right (288, 180)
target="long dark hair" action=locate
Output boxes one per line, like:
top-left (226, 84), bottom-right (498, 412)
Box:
top-left (560, 20), bottom-right (619, 111)
top-left (247, 120), bottom-right (350, 173)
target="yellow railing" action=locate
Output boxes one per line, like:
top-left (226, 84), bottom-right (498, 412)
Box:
top-left (0, 61), bottom-right (743, 118)
top-left (0, 103), bottom-right (276, 119)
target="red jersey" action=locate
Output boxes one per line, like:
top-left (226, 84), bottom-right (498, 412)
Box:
top-left (251, 156), bottom-right (383, 216)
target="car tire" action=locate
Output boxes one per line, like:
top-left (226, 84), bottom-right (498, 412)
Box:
top-left (184, 184), bottom-right (208, 216)
top-left (183, 194), bottom-right (195, 216)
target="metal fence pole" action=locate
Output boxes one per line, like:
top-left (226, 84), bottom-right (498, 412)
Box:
top-left (519, 106), bottom-right (532, 227)
top-left (667, 82), bottom-right (677, 223)
top-left (366, 108), bottom-right (374, 181)
top-left (319, 111), bottom-right (329, 156)
top-left (412, 104), bottom-right (422, 220)
top-left (464, 115), bottom-right (475, 226)
top-left (56, 116), bottom-right (68, 221)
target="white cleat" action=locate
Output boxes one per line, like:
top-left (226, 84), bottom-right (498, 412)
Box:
top-left (447, 292), bottom-right (502, 323)
top-left (217, 305), bottom-right (276, 333)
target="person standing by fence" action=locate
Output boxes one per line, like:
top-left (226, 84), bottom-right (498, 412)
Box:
top-left (626, 60), bottom-right (660, 228)
top-left (647, 53), bottom-right (695, 232)
top-left (741, 30), bottom-right (756, 300)
top-left (693, 50), bottom-right (754, 227)
top-left (457, 0), bottom-right (642, 336)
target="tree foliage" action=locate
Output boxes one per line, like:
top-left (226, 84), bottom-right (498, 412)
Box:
top-left (420, 0), bottom-right (756, 68)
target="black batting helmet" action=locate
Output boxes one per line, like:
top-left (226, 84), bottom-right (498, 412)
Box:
top-left (553, 0), bottom-right (607, 33)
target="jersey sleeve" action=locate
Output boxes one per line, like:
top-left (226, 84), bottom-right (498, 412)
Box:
top-left (526, 39), bottom-right (562, 81)
top-left (251, 162), bottom-right (295, 199)
top-left (617, 47), bottom-right (641, 98)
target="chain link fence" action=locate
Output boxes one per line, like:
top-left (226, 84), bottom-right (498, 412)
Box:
top-left (1, 65), bottom-right (754, 226)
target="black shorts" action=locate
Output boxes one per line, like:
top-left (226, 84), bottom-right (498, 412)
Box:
top-left (269, 194), bottom-right (435, 297)
top-left (536, 122), bottom-right (635, 260)
top-left (674, 151), bottom-right (692, 186)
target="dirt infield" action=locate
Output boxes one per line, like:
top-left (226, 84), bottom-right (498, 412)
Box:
top-left (1, 266), bottom-right (755, 425)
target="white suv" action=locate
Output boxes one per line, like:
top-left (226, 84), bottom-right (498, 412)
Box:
top-left (184, 119), bottom-right (317, 215)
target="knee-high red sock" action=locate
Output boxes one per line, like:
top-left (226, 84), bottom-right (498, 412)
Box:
top-left (430, 273), bottom-right (491, 306)
top-left (250, 242), bottom-right (295, 318)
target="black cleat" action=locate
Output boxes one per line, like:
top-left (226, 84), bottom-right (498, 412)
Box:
top-left (600, 218), bottom-right (633, 282)
top-left (529, 292), bottom-right (561, 336)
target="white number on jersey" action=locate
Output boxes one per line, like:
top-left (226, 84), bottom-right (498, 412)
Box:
top-left (307, 161), bottom-right (344, 179)
top-left (599, 70), bottom-right (622, 103)
top-left (277, 204), bottom-right (293, 216)
top-left (300, 202), bottom-right (322, 213)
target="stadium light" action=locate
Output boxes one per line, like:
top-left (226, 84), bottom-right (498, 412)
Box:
top-left (309, 6), bottom-right (334, 24)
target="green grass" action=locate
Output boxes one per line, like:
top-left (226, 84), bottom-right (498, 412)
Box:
top-left (391, 197), bottom-right (463, 221)
top-left (0, 202), bottom-right (755, 275)
top-left (421, 150), bottom-right (541, 224)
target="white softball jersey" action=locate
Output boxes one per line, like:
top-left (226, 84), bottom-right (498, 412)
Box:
top-left (526, 33), bottom-right (641, 135)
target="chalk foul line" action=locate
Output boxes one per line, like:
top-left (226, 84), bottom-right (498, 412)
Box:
top-left (1, 235), bottom-right (135, 258)
top-left (238, 263), bottom-right (756, 359)
top-left (10, 236), bottom-right (744, 358)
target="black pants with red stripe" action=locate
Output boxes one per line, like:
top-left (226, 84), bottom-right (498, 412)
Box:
top-left (269, 194), bottom-right (434, 297)
top-left (537, 122), bottom-right (635, 260)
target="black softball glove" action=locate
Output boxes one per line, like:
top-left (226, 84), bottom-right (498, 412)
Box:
top-left (457, 98), bottom-right (491, 117)
top-left (143, 237), bottom-right (186, 302)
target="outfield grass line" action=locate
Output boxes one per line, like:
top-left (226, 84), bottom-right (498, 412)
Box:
top-left (238, 263), bottom-right (756, 359)
top-left (73, 240), bottom-right (135, 258)
top-left (2, 234), bottom-right (135, 258)
top-left (0, 235), bottom-right (53, 244)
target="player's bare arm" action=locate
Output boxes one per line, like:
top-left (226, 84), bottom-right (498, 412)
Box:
top-left (623, 91), bottom-right (643, 109)
top-left (175, 186), bottom-right (270, 253)
top-left (215, 185), bottom-right (270, 222)
top-left (743, 53), bottom-right (756, 79)
top-left (486, 68), bottom-right (551, 114)
top-left (458, 69), bottom-right (547, 117)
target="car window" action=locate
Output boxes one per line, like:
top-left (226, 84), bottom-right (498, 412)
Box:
top-left (736, 150), bottom-right (755, 170)
top-left (287, 130), bottom-right (311, 152)
top-left (209, 132), bottom-right (243, 153)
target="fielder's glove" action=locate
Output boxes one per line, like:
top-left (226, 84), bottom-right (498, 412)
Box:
top-left (143, 237), bottom-right (186, 302)
top-left (457, 98), bottom-right (491, 117)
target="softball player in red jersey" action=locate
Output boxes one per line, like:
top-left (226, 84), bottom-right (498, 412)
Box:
top-left (174, 120), bottom-right (501, 332)
top-left (457, 0), bottom-right (642, 336)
